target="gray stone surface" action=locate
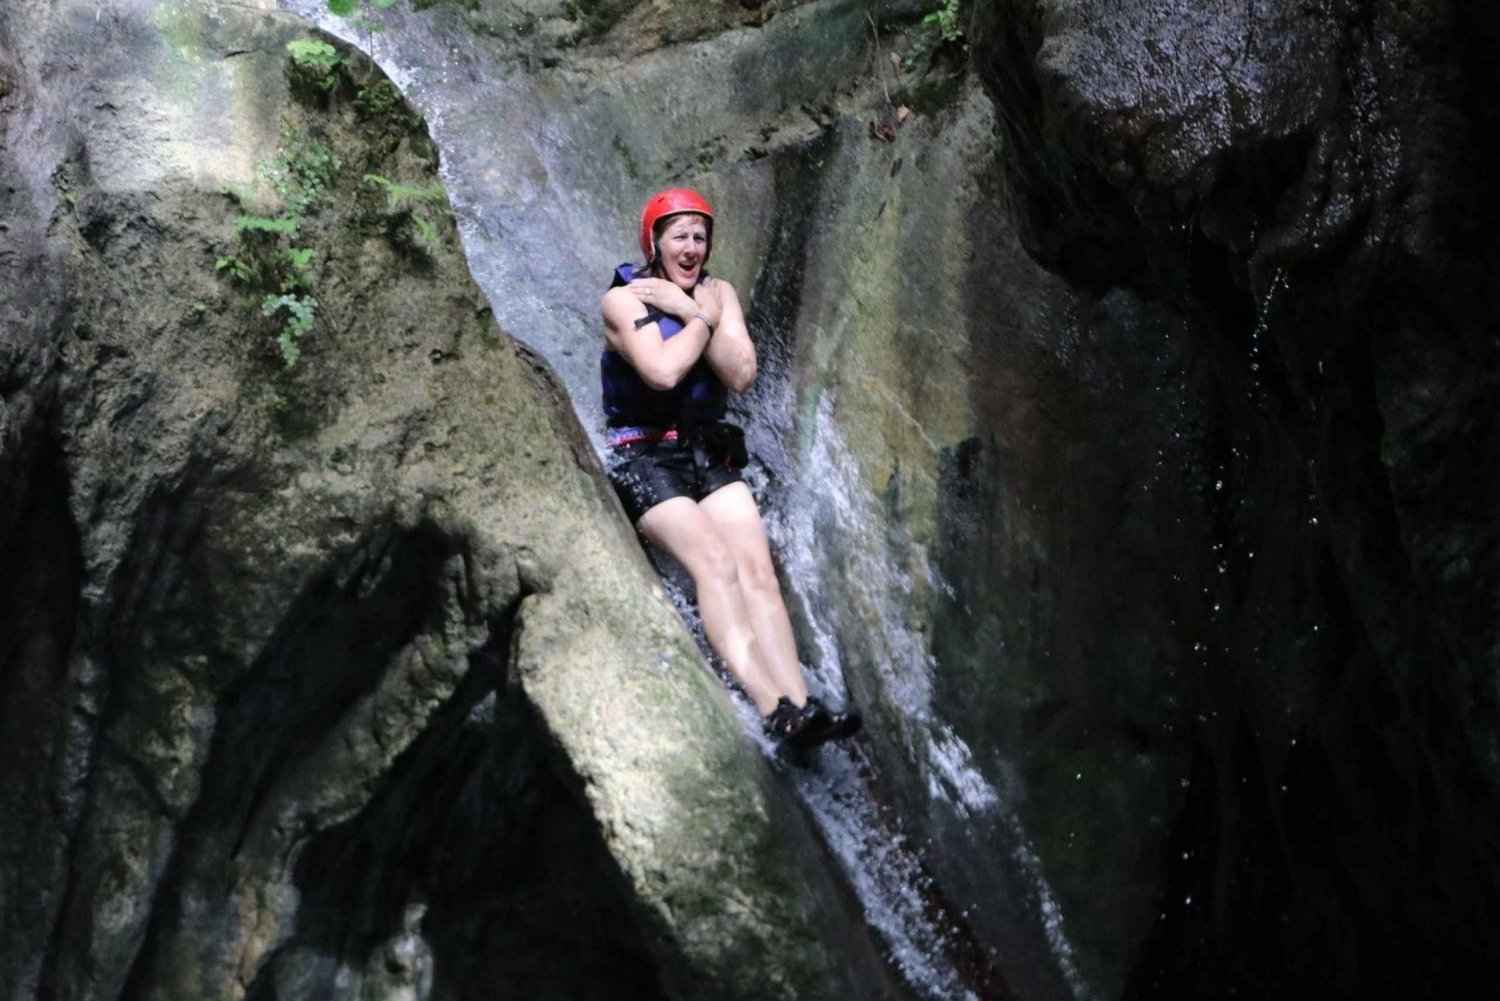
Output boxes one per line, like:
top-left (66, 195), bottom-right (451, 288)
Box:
top-left (0, 3), bottom-right (894, 999)
top-left (6, 0), bottom-right (1499, 998)
top-left (337, 0), bottom-right (1500, 995)
top-left (278, 0), bottom-right (1097, 993)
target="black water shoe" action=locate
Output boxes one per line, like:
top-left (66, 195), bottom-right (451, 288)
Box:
top-left (763, 697), bottom-right (821, 750)
top-left (802, 696), bottom-right (862, 744)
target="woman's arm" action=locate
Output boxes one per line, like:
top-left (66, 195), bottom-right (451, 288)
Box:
top-left (602, 283), bottom-right (720, 390)
top-left (703, 280), bottom-right (756, 393)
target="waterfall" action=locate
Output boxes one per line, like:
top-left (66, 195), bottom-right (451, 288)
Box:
top-left (278, 4), bottom-right (1091, 998)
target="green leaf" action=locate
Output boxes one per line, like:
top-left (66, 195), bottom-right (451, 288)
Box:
top-left (286, 39), bottom-right (339, 66)
top-left (285, 247), bottom-right (317, 271)
top-left (412, 213), bottom-right (438, 246)
top-left (363, 173), bottom-right (446, 206)
top-left (235, 214), bottom-right (299, 234)
top-left (327, 0), bottom-right (358, 16)
top-left (370, 0), bottom-right (400, 8)
top-left (263, 293), bottom-right (319, 367)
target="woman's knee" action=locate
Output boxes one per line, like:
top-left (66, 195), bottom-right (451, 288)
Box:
top-left (690, 536), bottom-right (741, 589)
top-left (737, 550), bottom-right (782, 599)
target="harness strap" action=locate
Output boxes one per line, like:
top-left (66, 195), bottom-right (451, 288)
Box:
top-left (609, 426), bottom-right (680, 447)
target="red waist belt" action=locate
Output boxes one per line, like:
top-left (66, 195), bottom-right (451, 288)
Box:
top-left (608, 426), bottom-right (680, 447)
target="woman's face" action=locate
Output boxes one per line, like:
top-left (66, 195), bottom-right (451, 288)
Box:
top-left (656, 214), bottom-right (709, 289)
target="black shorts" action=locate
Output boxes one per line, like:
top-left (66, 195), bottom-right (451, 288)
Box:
top-left (607, 426), bottom-right (748, 524)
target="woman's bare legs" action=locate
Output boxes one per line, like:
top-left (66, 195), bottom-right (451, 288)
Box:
top-left (637, 496), bottom-right (787, 714)
top-left (698, 482), bottom-right (808, 705)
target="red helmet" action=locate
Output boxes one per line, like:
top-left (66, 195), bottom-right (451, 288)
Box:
top-left (639, 188), bottom-right (714, 265)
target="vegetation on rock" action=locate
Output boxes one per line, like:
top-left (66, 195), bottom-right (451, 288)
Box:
top-left (363, 172), bottom-right (451, 254)
top-left (3, 5), bottom-right (881, 999)
top-left (327, 0), bottom-right (400, 16)
top-left (922, 0), bottom-right (964, 44)
top-left (287, 37), bottom-right (344, 91)
top-left (215, 114), bottom-right (339, 367)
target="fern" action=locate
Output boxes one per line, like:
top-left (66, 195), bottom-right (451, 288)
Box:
top-left (922, 0), bottom-right (963, 42)
top-left (364, 173), bottom-right (448, 253)
top-left (362, 173), bottom-right (445, 207)
top-left (327, 0), bottom-right (398, 14)
top-left (411, 213), bottom-right (438, 248)
top-left (235, 214), bottom-right (299, 234)
top-left (262, 293), bottom-right (319, 367)
top-left (273, 247), bottom-right (317, 292)
top-left (258, 131), bottom-right (340, 218)
top-left (287, 38), bottom-right (343, 91)
top-left (354, 80), bottom-right (402, 116)
top-left (279, 246), bottom-right (317, 274)
top-left (216, 254), bottom-right (258, 284)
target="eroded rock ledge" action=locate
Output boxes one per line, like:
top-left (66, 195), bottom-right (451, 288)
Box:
top-left (0, 3), bottom-right (892, 999)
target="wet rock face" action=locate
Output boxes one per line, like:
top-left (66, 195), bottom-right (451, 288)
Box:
top-left (0, 3), bottom-right (890, 1000)
top-left (269, 0), bottom-right (1500, 995)
top-left (973, 0), bottom-right (1500, 995)
top-left (275, 0), bottom-right (1099, 993)
top-left (7, 0), bottom-right (1497, 998)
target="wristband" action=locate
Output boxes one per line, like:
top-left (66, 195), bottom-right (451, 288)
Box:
top-left (694, 311), bottom-right (715, 334)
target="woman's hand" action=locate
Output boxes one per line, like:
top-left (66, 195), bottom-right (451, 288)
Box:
top-left (626, 278), bottom-right (699, 323)
top-left (693, 278), bottom-right (725, 330)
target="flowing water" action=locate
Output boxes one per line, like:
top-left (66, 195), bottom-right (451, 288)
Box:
top-left (280, 5), bottom-right (1091, 998)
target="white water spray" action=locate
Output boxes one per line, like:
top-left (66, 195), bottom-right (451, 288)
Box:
top-left (279, 5), bottom-right (1094, 997)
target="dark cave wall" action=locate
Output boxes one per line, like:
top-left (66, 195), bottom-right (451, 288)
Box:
top-left (951, 0), bottom-right (1500, 994)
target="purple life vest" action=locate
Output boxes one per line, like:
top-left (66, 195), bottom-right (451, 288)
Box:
top-left (600, 263), bottom-right (727, 430)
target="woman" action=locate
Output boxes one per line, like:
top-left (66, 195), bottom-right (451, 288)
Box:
top-left (601, 188), bottom-right (859, 749)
